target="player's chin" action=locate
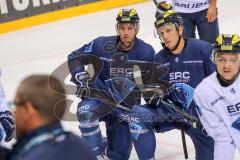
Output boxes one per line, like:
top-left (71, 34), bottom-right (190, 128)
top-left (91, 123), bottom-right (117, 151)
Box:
top-left (167, 45), bottom-right (175, 51)
top-left (222, 73), bottom-right (235, 80)
top-left (122, 41), bottom-right (132, 48)
top-left (165, 42), bottom-right (174, 49)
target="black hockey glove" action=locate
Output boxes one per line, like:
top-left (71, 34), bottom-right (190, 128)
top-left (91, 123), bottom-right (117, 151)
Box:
top-left (0, 111), bottom-right (15, 142)
top-left (132, 64), bottom-right (170, 107)
top-left (144, 84), bottom-right (168, 107)
top-left (75, 71), bottom-right (92, 98)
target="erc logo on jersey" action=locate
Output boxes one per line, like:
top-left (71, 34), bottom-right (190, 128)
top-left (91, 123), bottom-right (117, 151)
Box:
top-left (227, 102), bottom-right (240, 117)
top-left (169, 71), bottom-right (190, 83)
top-left (78, 105), bottom-right (90, 113)
top-left (110, 67), bottom-right (133, 77)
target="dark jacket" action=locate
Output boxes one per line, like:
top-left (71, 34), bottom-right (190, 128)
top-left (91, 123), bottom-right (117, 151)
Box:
top-left (8, 122), bottom-right (97, 160)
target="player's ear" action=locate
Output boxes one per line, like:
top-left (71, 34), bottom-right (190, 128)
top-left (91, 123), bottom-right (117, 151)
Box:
top-left (25, 101), bottom-right (39, 118)
top-left (178, 26), bottom-right (184, 36)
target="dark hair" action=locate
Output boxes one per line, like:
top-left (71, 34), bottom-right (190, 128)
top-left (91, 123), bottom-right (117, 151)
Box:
top-left (17, 75), bottom-right (66, 122)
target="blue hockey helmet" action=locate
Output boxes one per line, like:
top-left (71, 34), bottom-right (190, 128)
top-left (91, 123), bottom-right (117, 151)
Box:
top-left (211, 34), bottom-right (240, 63)
top-left (116, 9), bottom-right (139, 24)
top-left (213, 34), bottom-right (240, 54)
top-left (155, 10), bottom-right (183, 30)
top-left (155, 2), bottom-right (172, 19)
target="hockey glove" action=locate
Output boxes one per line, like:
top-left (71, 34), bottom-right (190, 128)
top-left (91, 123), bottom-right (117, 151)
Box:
top-left (75, 71), bottom-right (92, 98)
top-left (0, 111), bottom-right (15, 142)
top-left (167, 83), bottom-right (194, 111)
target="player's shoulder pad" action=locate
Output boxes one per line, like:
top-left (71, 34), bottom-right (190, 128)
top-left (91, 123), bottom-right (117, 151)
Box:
top-left (154, 49), bottom-right (169, 62)
top-left (135, 38), bottom-right (155, 57)
top-left (82, 36), bottom-right (111, 53)
top-left (188, 38), bottom-right (213, 50)
top-left (136, 38), bottom-right (154, 49)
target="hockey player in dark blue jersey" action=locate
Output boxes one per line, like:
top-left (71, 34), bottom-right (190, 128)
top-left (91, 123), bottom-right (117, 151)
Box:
top-left (68, 9), bottom-right (155, 159)
top-left (129, 10), bottom-right (215, 160)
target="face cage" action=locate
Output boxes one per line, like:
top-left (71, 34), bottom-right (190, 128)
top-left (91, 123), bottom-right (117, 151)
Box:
top-left (115, 22), bottom-right (140, 35)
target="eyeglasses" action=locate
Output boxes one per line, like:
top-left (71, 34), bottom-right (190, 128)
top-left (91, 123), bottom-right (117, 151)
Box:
top-left (8, 100), bottom-right (26, 112)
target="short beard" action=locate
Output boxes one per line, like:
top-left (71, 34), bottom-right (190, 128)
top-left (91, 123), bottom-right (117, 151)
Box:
top-left (216, 70), bottom-right (240, 87)
top-left (118, 40), bottom-right (134, 51)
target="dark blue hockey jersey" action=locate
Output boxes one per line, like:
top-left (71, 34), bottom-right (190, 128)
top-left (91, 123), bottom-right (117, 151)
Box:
top-left (154, 38), bottom-right (215, 115)
top-left (68, 36), bottom-right (155, 107)
top-left (154, 38), bottom-right (215, 88)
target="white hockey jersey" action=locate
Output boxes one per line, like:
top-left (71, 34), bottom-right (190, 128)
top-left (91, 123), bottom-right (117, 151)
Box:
top-left (156, 0), bottom-right (210, 13)
top-left (194, 72), bottom-right (240, 160)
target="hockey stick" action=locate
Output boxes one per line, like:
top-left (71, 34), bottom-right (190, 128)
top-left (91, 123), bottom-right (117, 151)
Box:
top-left (76, 85), bottom-right (131, 122)
top-left (181, 129), bottom-right (188, 159)
top-left (153, 0), bottom-right (158, 6)
top-left (160, 99), bottom-right (198, 122)
top-left (133, 65), bottom-right (190, 159)
top-left (133, 65), bottom-right (198, 122)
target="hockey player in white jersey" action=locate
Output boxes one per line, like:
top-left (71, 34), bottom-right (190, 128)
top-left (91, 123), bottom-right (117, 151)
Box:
top-left (194, 34), bottom-right (240, 160)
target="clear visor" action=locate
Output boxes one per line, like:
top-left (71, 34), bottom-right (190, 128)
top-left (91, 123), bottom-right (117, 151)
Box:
top-left (116, 22), bottom-right (139, 33)
top-left (155, 23), bottom-right (177, 37)
top-left (213, 52), bottom-right (240, 64)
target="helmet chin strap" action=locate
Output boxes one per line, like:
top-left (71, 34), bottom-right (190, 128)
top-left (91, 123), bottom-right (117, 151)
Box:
top-left (169, 35), bottom-right (182, 52)
top-left (160, 34), bottom-right (182, 52)
top-left (117, 38), bottom-right (136, 52)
